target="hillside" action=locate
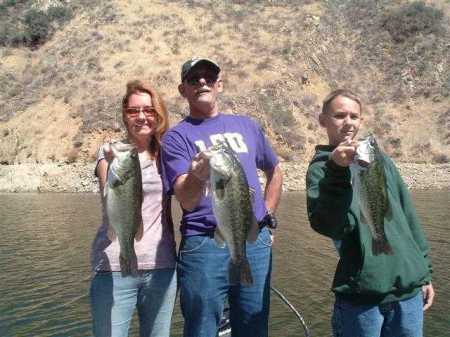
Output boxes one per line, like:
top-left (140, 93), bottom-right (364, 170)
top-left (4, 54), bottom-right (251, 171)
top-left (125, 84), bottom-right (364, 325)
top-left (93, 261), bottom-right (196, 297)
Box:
top-left (1, 0), bottom-right (449, 167)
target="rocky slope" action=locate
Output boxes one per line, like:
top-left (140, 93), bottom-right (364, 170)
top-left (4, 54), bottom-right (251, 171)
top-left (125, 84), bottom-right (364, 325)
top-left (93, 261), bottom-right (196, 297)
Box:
top-left (1, 0), bottom-right (450, 167)
top-left (1, 161), bottom-right (448, 193)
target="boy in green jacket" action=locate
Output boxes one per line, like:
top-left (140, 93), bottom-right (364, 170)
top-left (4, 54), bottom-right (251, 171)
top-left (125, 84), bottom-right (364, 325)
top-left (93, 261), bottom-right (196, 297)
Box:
top-left (306, 89), bottom-right (434, 337)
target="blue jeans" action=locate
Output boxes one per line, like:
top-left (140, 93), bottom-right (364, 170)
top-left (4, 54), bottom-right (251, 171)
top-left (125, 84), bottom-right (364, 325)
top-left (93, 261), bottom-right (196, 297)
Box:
top-left (332, 291), bottom-right (424, 337)
top-left (90, 268), bottom-right (177, 337)
top-left (178, 227), bottom-right (273, 337)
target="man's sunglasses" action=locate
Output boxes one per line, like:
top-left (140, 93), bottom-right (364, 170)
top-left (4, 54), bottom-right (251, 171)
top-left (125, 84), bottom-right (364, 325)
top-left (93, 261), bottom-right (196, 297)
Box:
top-left (185, 73), bottom-right (218, 86)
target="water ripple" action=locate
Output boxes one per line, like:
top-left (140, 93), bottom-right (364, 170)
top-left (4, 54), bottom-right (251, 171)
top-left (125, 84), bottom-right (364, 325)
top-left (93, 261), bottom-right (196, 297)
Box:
top-left (0, 191), bottom-right (449, 337)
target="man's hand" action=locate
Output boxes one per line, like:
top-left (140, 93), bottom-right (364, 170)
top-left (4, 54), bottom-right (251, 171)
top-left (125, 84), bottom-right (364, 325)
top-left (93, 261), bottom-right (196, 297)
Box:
top-left (331, 137), bottom-right (358, 167)
top-left (189, 151), bottom-right (211, 183)
top-left (422, 283), bottom-right (435, 311)
top-left (174, 150), bottom-right (211, 211)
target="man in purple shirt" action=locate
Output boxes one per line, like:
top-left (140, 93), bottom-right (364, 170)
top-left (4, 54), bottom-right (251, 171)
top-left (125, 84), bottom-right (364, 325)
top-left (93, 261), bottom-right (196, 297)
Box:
top-left (161, 57), bottom-right (283, 337)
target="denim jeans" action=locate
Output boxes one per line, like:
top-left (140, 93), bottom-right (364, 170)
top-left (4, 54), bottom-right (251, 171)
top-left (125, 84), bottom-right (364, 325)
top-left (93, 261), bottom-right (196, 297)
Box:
top-left (178, 227), bottom-right (273, 337)
top-left (332, 291), bottom-right (424, 337)
top-left (90, 268), bottom-right (177, 337)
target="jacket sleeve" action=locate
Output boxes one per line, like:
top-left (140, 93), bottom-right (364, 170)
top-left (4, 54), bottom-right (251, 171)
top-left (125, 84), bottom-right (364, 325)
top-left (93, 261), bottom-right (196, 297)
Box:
top-left (306, 159), bottom-right (357, 239)
top-left (388, 158), bottom-right (433, 280)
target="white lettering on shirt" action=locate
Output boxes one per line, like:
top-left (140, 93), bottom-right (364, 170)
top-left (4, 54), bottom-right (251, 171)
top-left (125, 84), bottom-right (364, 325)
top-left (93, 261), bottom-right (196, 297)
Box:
top-left (194, 133), bottom-right (248, 154)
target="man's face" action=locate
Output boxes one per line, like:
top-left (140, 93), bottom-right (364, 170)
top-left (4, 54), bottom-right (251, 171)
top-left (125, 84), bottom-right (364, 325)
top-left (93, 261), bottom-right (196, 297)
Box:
top-left (179, 64), bottom-right (223, 112)
top-left (319, 95), bottom-right (362, 146)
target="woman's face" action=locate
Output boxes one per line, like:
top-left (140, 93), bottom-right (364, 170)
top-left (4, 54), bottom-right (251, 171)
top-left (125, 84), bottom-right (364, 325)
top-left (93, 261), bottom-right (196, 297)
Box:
top-left (123, 92), bottom-right (157, 141)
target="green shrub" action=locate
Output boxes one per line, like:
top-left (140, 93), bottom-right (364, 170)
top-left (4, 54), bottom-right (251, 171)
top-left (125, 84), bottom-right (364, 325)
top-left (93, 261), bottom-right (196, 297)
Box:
top-left (24, 9), bottom-right (50, 45)
top-left (0, 3), bottom-right (74, 47)
top-left (47, 5), bottom-right (72, 23)
top-left (383, 2), bottom-right (444, 43)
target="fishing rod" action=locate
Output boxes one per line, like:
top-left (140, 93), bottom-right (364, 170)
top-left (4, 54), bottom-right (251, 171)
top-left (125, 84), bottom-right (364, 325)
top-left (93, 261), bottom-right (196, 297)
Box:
top-left (218, 286), bottom-right (312, 337)
top-left (270, 286), bottom-right (311, 337)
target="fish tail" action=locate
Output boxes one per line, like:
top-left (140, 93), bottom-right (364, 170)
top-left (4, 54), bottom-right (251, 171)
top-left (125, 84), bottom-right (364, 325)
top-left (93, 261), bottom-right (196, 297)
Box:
top-left (119, 252), bottom-right (138, 277)
top-left (372, 238), bottom-right (394, 256)
top-left (229, 258), bottom-right (253, 286)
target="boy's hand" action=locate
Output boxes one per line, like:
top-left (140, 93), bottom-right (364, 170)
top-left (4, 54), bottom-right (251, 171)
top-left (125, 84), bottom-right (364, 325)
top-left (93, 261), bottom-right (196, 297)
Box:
top-left (331, 137), bottom-right (358, 167)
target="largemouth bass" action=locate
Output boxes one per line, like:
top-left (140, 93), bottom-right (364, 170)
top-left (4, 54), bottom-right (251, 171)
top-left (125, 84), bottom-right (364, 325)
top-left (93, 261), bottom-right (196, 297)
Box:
top-left (353, 135), bottom-right (393, 255)
top-left (207, 141), bottom-right (259, 286)
top-left (105, 141), bottom-right (143, 276)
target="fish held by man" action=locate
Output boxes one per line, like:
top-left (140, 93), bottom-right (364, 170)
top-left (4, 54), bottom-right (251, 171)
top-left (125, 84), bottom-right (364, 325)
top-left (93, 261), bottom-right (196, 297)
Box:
top-left (206, 140), bottom-right (259, 286)
top-left (354, 135), bottom-right (393, 256)
top-left (104, 141), bottom-right (144, 276)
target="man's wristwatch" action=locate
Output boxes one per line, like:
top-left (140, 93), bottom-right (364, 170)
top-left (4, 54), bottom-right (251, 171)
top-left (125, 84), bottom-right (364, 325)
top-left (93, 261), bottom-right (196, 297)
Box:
top-left (259, 210), bottom-right (278, 230)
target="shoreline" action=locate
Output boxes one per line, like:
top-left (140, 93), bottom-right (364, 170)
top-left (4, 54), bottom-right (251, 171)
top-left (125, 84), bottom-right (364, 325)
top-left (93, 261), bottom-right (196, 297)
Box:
top-left (0, 162), bottom-right (449, 193)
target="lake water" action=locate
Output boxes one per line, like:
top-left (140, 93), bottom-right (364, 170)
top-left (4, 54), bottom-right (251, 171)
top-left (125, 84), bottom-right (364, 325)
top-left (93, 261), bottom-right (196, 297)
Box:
top-left (0, 190), bottom-right (449, 337)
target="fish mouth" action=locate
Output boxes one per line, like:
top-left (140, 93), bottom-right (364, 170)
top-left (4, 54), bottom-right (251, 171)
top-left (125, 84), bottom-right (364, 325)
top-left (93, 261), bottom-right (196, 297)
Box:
top-left (357, 159), bottom-right (370, 167)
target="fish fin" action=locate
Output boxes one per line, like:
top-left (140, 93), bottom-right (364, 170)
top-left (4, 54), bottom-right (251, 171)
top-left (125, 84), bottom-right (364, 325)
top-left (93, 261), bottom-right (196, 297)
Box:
top-left (249, 187), bottom-right (256, 204)
top-left (107, 225), bottom-right (117, 241)
top-left (135, 221), bottom-right (144, 242)
top-left (204, 181), bottom-right (210, 197)
top-left (229, 258), bottom-right (253, 286)
top-left (247, 218), bottom-right (259, 243)
top-left (372, 239), bottom-right (394, 256)
top-left (102, 184), bottom-right (108, 199)
top-left (107, 169), bottom-right (123, 187)
top-left (385, 203), bottom-right (393, 221)
top-left (214, 227), bottom-right (226, 248)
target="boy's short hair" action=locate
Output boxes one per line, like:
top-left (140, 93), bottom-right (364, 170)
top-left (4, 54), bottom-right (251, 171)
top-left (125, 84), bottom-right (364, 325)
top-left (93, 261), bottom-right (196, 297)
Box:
top-left (321, 89), bottom-right (362, 115)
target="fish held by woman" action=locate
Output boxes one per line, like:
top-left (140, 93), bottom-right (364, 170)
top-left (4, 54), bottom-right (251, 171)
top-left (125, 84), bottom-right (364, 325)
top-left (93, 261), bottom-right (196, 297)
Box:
top-left (104, 141), bottom-right (144, 276)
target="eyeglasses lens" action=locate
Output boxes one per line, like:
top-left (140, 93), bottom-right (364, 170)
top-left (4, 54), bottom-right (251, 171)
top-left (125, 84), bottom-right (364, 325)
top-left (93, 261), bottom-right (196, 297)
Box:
top-left (126, 107), bottom-right (156, 117)
top-left (186, 74), bottom-right (217, 85)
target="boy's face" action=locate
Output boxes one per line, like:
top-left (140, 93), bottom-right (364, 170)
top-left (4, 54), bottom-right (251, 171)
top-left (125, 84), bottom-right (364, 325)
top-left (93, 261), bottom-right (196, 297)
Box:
top-left (320, 95), bottom-right (362, 146)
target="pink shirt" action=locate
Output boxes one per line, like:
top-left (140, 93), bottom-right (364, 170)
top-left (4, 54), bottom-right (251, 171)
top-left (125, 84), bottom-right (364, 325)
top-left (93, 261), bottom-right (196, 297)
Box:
top-left (91, 145), bottom-right (176, 271)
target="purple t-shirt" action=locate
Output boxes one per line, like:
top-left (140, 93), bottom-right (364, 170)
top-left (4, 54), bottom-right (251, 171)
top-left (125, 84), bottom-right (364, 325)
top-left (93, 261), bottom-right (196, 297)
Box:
top-left (161, 113), bottom-right (278, 236)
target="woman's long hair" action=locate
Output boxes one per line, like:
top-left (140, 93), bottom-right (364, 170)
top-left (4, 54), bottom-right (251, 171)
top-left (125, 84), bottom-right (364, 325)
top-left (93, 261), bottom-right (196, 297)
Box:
top-left (122, 80), bottom-right (169, 163)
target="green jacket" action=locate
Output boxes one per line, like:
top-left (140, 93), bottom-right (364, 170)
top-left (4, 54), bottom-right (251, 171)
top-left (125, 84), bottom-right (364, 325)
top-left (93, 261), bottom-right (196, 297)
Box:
top-left (306, 145), bottom-right (432, 305)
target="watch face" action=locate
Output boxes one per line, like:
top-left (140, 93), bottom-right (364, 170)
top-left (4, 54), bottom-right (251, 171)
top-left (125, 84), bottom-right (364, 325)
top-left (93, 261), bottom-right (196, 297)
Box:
top-left (269, 214), bottom-right (278, 229)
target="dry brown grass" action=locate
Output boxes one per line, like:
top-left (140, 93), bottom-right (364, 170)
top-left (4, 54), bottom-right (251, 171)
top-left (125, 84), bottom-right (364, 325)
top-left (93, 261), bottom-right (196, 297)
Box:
top-left (0, 0), bottom-right (449, 165)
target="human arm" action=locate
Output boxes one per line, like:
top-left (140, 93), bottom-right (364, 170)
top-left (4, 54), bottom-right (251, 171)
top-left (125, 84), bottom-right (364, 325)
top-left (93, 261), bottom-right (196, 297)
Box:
top-left (96, 159), bottom-right (108, 192)
top-left (263, 163), bottom-right (283, 214)
top-left (160, 130), bottom-right (208, 211)
top-left (173, 151), bottom-right (210, 211)
top-left (95, 143), bottom-right (114, 193)
top-left (306, 139), bottom-right (361, 239)
top-left (306, 158), bottom-right (356, 239)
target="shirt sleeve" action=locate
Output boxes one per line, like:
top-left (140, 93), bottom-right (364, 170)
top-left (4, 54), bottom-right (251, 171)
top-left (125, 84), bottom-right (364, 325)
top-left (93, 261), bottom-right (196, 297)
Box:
top-left (306, 159), bottom-right (357, 239)
top-left (160, 131), bottom-right (192, 196)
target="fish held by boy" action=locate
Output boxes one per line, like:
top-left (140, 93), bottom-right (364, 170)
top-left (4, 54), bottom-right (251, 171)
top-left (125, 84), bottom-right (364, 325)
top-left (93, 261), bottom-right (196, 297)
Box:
top-left (104, 141), bottom-right (144, 276)
top-left (353, 135), bottom-right (393, 255)
top-left (205, 140), bottom-right (259, 286)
